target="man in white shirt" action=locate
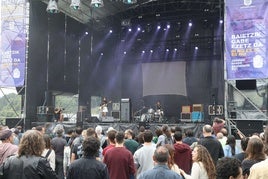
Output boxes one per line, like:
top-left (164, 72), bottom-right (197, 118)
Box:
top-left (133, 130), bottom-right (156, 178)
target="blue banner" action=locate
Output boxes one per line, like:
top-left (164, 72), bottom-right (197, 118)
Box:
top-left (0, 0), bottom-right (26, 87)
top-left (225, 0), bottom-right (268, 79)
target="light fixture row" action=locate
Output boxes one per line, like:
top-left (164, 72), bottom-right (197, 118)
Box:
top-left (47, 0), bottom-right (137, 13)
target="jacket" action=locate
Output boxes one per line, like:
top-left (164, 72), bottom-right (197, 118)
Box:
top-left (0, 155), bottom-right (57, 179)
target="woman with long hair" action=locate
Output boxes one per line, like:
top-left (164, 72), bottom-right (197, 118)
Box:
top-left (223, 135), bottom-right (240, 157)
top-left (241, 137), bottom-right (266, 178)
top-left (180, 145), bottom-right (216, 179)
top-left (0, 130), bottom-right (57, 179)
top-left (42, 134), bottom-right (56, 171)
top-left (164, 144), bottom-right (181, 175)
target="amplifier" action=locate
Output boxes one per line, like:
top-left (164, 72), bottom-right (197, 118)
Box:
top-left (192, 104), bottom-right (203, 112)
top-left (181, 106), bottom-right (191, 113)
top-left (191, 112), bottom-right (204, 122)
top-left (180, 113), bottom-right (191, 122)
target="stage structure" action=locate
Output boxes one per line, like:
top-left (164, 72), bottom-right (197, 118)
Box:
top-left (224, 0), bottom-right (268, 136)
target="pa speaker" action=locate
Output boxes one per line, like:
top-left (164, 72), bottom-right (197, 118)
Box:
top-left (236, 120), bottom-right (263, 137)
top-left (120, 99), bottom-right (131, 122)
top-left (5, 118), bottom-right (23, 128)
top-left (236, 80), bottom-right (256, 90)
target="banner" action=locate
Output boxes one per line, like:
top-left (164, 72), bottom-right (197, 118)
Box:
top-left (0, 0), bottom-right (26, 87)
top-left (225, 0), bottom-right (268, 79)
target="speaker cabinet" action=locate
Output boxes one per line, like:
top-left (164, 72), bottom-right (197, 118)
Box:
top-left (120, 99), bottom-right (131, 122)
top-left (236, 80), bottom-right (256, 90)
top-left (112, 111), bottom-right (120, 120)
top-left (5, 118), bottom-right (23, 128)
top-left (235, 120), bottom-right (263, 137)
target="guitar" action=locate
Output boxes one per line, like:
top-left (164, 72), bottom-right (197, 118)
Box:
top-left (99, 101), bottom-right (112, 110)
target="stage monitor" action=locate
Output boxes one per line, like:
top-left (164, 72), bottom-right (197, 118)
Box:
top-left (236, 80), bottom-right (256, 90)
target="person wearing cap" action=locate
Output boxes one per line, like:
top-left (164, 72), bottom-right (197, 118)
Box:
top-left (0, 129), bottom-right (18, 165)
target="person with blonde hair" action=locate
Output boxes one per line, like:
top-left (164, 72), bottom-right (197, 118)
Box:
top-left (180, 145), bottom-right (216, 179)
top-left (0, 130), bottom-right (57, 179)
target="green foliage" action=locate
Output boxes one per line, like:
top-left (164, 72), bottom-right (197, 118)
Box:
top-left (0, 93), bottom-right (21, 121)
top-left (55, 95), bottom-right (78, 114)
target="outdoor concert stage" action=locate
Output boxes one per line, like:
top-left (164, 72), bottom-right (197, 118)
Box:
top-left (31, 121), bottom-right (204, 137)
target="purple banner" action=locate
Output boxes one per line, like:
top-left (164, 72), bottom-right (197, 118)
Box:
top-left (225, 0), bottom-right (268, 79)
top-left (0, 0), bottom-right (26, 87)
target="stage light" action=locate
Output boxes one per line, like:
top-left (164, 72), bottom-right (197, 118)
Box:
top-left (174, 48), bottom-right (177, 51)
top-left (85, 31), bottom-right (88, 35)
top-left (109, 30), bottom-right (113, 33)
top-left (195, 46), bottom-right (198, 50)
top-left (123, 0), bottom-right (137, 4)
top-left (166, 49), bottom-right (169, 52)
top-left (142, 50), bottom-right (145, 53)
top-left (157, 25), bottom-right (161, 30)
top-left (137, 27), bottom-right (141, 31)
top-left (150, 50), bottom-right (153, 53)
top-left (128, 28), bottom-right (132, 32)
top-left (219, 19), bottom-right (223, 24)
top-left (188, 22), bottom-right (192, 27)
top-left (70, 0), bottom-right (80, 10)
top-left (91, 0), bottom-right (104, 8)
top-left (167, 24), bottom-right (170, 29)
top-left (124, 51), bottom-right (127, 54)
top-left (46, 0), bottom-right (59, 13)
top-left (101, 53), bottom-right (104, 56)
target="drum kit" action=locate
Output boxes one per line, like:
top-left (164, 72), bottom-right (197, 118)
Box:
top-left (134, 107), bottom-right (164, 123)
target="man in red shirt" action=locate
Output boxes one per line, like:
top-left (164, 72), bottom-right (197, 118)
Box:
top-left (173, 131), bottom-right (192, 174)
top-left (103, 131), bottom-right (136, 179)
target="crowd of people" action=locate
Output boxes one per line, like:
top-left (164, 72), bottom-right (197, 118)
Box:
top-left (0, 117), bottom-right (267, 179)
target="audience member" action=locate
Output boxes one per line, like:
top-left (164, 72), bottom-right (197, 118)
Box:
top-left (216, 157), bottom-right (242, 179)
top-left (165, 144), bottom-right (181, 175)
top-left (173, 131), bottom-right (192, 174)
top-left (212, 118), bottom-right (225, 135)
top-left (102, 129), bottom-right (117, 156)
top-left (198, 124), bottom-right (224, 164)
top-left (152, 127), bottom-right (163, 144)
top-left (138, 146), bottom-right (183, 179)
top-left (42, 134), bottom-right (56, 171)
top-left (67, 136), bottom-right (109, 179)
top-left (95, 125), bottom-right (106, 149)
top-left (134, 130), bottom-right (156, 177)
top-left (103, 131), bottom-right (136, 179)
top-left (248, 157), bottom-right (268, 179)
top-left (234, 137), bottom-right (249, 162)
top-left (0, 129), bottom-right (18, 165)
top-left (223, 135), bottom-right (240, 157)
top-left (71, 127), bottom-right (83, 147)
top-left (241, 137), bottom-right (266, 178)
top-left (182, 129), bottom-right (198, 146)
top-left (180, 145), bottom-right (216, 179)
top-left (0, 130), bottom-right (57, 179)
top-left (157, 124), bottom-right (173, 146)
top-left (124, 129), bottom-right (139, 155)
top-left (51, 128), bottom-right (67, 179)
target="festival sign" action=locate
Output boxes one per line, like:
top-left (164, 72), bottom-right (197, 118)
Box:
top-left (225, 0), bottom-right (268, 79)
top-left (0, 0), bottom-right (26, 87)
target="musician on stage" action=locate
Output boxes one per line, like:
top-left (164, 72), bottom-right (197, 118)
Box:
top-left (155, 101), bottom-right (164, 122)
top-left (54, 107), bottom-right (64, 122)
top-left (155, 101), bottom-right (162, 111)
top-left (100, 97), bottom-right (109, 118)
